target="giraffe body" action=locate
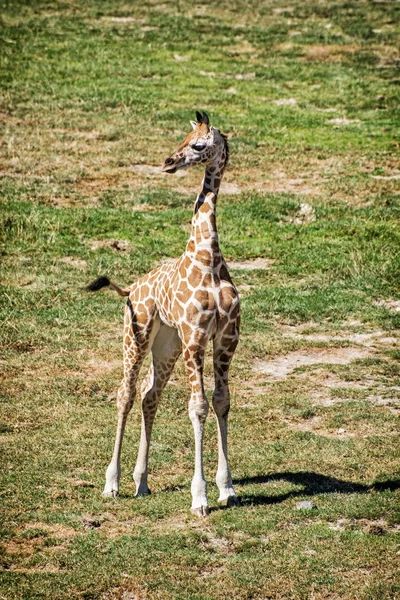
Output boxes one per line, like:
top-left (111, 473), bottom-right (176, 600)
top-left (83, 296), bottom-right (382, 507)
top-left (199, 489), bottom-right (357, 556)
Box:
top-left (93, 112), bottom-right (239, 515)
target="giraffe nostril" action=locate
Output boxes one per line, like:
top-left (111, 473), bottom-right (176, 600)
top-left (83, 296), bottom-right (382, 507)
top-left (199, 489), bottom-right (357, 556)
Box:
top-left (164, 157), bottom-right (174, 165)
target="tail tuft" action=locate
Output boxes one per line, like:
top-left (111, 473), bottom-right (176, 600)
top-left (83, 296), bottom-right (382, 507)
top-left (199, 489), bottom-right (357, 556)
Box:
top-left (87, 276), bottom-right (110, 292)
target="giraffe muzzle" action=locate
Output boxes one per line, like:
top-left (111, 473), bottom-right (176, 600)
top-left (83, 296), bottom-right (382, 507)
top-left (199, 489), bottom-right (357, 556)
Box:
top-left (162, 156), bottom-right (179, 174)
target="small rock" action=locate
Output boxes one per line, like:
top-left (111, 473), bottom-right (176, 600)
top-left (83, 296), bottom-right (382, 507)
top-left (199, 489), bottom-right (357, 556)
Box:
top-left (337, 428), bottom-right (346, 434)
top-left (296, 500), bottom-right (318, 510)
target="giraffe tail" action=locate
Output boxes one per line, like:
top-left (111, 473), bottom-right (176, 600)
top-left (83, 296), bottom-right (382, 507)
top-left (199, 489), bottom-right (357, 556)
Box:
top-left (87, 276), bottom-right (130, 297)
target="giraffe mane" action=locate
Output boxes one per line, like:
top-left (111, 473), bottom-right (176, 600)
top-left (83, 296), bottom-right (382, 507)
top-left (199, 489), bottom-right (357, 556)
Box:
top-left (220, 131), bottom-right (229, 167)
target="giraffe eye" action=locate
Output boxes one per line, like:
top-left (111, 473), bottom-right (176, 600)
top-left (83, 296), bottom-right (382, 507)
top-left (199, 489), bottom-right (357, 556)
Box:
top-left (191, 143), bottom-right (206, 152)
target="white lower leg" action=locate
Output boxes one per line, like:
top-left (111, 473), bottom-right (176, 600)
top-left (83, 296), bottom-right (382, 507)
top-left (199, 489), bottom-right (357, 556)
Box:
top-left (133, 414), bottom-right (152, 496)
top-left (215, 413), bottom-right (238, 505)
top-left (103, 414), bottom-right (127, 497)
top-left (189, 404), bottom-right (209, 515)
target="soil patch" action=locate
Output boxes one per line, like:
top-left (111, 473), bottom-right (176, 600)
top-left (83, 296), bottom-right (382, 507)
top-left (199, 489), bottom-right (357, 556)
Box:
top-left (328, 518), bottom-right (400, 534)
top-left (302, 44), bottom-right (360, 62)
top-left (227, 257), bottom-right (274, 271)
top-left (287, 202), bottom-right (316, 225)
top-left (283, 416), bottom-right (357, 438)
top-left (281, 327), bottom-right (398, 347)
top-left (89, 239), bottom-right (130, 252)
top-left (59, 256), bottom-right (87, 269)
top-left (374, 298), bottom-right (400, 313)
top-left (220, 182), bottom-right (241, 195)
top-left (87, 357), bottom-right (122, 379)
top-left (131, 164), bottom-right (163, 177)
top-left (327, 118), bottom-right (361, 126)
top-left (274, 98), bottom-right (297, 106)
top-left (254, 347), bottom-right (371, 380)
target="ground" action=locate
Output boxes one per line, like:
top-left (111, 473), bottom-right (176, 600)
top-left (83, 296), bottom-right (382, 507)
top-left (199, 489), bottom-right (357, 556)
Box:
top-left (0, 0), bottom-right (399, 599)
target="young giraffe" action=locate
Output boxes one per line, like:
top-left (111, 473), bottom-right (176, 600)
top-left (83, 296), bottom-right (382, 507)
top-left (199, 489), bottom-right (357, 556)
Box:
top-left (88, 111), bottom-right (239, 516)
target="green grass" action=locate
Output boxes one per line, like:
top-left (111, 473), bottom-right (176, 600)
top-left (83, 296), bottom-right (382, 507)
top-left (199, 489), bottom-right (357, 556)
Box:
top-left (1, 1), bottom-right (400, 599)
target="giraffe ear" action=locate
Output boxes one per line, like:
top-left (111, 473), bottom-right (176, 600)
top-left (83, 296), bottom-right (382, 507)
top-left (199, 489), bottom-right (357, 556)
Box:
top-left (190, 120), bottom-right (197, 130)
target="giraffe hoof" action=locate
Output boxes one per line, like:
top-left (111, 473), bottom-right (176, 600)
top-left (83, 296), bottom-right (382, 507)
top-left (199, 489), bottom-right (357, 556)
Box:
top-left (191, 506), bottom-right (210, 518)
top-left (135, 487), bottom-right (151, 497)
top-left (102, 489), bottom-right (119, 498)
top-left (218, 495), bottom-right (239, 507)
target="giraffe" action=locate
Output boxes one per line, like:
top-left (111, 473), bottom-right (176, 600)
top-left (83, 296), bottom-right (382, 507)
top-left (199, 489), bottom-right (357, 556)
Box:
top-left (88, 111), bottom-right (240, 516)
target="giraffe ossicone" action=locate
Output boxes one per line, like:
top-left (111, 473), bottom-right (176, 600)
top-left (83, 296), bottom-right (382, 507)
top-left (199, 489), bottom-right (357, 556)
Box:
top-left (88, 111), bottom-right (240, 516)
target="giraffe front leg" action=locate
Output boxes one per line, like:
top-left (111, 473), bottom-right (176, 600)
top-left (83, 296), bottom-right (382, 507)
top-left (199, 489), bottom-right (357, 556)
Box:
top-left (183, 340), bottom-right (210, 517)
top-left (212, 336), bottom-right (239, 508)
top-left (189, 392), bottom-right (209, 516)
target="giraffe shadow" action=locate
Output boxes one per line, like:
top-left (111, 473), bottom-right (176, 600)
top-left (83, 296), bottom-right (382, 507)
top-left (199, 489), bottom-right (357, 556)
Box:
top-left (234, 471), bottom-right (400, 506)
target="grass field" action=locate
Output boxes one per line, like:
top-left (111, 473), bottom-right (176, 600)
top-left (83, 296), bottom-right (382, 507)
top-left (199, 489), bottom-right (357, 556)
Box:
top-left (1, 1), bottom-right (400, 598)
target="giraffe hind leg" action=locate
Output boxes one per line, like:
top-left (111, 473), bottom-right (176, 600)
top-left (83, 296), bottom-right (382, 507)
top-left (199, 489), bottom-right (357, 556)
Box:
top-left (103, 369), bottom-right (139, 497)
top-left (103, 303), bottom-right (159, 498)
top-left (133, 324), bottom-right (182, 496)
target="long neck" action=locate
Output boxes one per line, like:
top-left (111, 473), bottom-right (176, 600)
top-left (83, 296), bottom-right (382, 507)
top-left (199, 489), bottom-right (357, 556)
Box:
top-left (186, 150), bottom-right (227, 261)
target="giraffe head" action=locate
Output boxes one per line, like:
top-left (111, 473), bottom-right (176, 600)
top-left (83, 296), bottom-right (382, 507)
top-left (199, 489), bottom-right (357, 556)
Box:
top-left (162, 111), bottom-right (228, 174)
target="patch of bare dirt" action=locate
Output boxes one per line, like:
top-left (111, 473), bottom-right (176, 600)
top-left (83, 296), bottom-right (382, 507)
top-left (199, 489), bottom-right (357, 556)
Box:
top-left (69, 478), bottom-right (96, 488)
top-left (102, 588), bottom-right (144, 600)
top-left (295, 370), bottom-right (400, 414)
top-left (220, 182), bottom-right (241, 195)
top-left (85, 357), bottom-right (122, 381)
top-left (227, 257), bottom-right (274, 271)
top-left (132, 203), bottom-right (161, 212)
top-left (235, 72), bottom-right (256, 80)
top-left (238, 166), bottom-right (320, 196)
top-left (327, 118), bottom-right (361, 126)
top-left (283, 416), bottom-right (357, 438)
top-left (371, 395), bottom-right (400, 414)
top-left (371, 173), bottom-right (400, 180)
top-left (274, 98), bottom-right (297, 106)
top-left (236, 283), bottom-right (255, 296)
top-left (4, 522), bottom-right (78, 571)
top-left (374, 298), bottom-right (400, 313)
top-left (203, 532), bottom-right (236, 554)
top-left (280, 326), bottom-right (398, 347)
top-left (301, 44), bottom-right (360, 62)
top-left (254, 347), bottom-right (371, 380)
top-left (328, 518), bottom-right (400, 535)
top-left (149, 513), bottom-right (190, 534)
top-left (89, 239), bottom-right (130, 252)
top-left (106, 17), bottom-right (140, 23)
top-left (131, 164), bottom-right (162, 177)
top-left (29, 523), bottom-right (77, 540)
top-left (287, 202), bottom-right (316, 225)
top-left (50, 128), bottom-right (101, 139)
top-left (226, 41), bottom-right (258, 55)
top-left (59, 256), bottom-right (87, 269)
top-left (173, 53), bottom-right (189, 62)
